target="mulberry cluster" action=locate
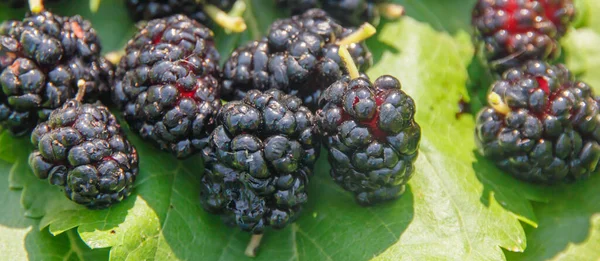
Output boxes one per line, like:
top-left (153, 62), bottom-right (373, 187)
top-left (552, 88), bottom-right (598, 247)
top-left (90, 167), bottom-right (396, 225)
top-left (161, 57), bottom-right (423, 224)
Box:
top-left (29, 100), bottom-right (139, 209)
top-left (222, 9), bottom-right (372, 111)
top-left (472, 0), bottom-right (575, 73)
top-left (112, 15), bottom-right (222, 158)
top-left (201, 89), bottom-right (320, 233)
top-left (0, 11), bottom-right (114, 135)
top-left (476, 60), bottom-right (600, 184)
top-left (316, 75), bottom-right (420, 205)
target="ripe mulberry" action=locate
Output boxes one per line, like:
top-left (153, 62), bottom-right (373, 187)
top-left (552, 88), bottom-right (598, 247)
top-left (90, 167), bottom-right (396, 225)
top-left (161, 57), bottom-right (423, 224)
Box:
top-left (222, 9), bottom-right (373, 111)
top-left (29, 99), bottom-right (138, 209)
top-left (0, 11), bottom-right (114, 135)
top-left (200, 89), bottom-right (320, 233)
top-left (476, 60), bottom-right (600, 183)
top-left (112, 15), bottom-right (222, 159)
top-left (472, 0), bottom-right (575, 73)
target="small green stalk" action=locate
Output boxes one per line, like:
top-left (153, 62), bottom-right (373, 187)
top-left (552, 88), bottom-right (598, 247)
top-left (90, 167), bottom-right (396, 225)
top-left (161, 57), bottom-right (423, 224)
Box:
top-left (203, 4), bottom-right (247, 33)
top-left (90, 0), bottom-right (101, 13)
top-left (337, 23), bottom-right (376, 46)
top-left (338, 45), bottom-right (360, 80)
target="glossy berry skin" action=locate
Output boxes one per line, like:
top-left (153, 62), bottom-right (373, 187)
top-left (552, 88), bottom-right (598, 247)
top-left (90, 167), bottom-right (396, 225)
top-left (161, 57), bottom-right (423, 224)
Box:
top-left (201, 89), bottom-right (320, 234)
top-left (222, 9), bottom-right (372, 111)
top-left (125, 0), bottom-right (235, 25)
top-left (277, 0), bottom-right (390, 26)
top-left (29, 100), bottom-right (139, 209)
top-left (112, 15), bottom-right (222, 159)
top-left (476, 61), bottom-right (600, 184)
top-left (472, 0), bottom-right (575, 73)
top-left (0, 11), bottom-right (114, 135)
top-left (316, 75), bottom-right (420, 206)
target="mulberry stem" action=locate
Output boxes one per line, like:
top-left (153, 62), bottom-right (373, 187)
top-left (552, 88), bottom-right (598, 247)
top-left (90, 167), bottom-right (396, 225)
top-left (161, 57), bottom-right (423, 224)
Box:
top-left (203, 4), bottom-right (247, 33)
top-left (378, 3), bottom-right (405, 20)
top-left (29, 0), bottom-right (44, 13)
top-left (245, 234), bottom-right (264, 257)
top-left (337, 23), bottom-right (376, 46)
top-left (76, 80), bottom-right (87, 102)
top-left (488, 92), bottom-right (510, 115)
top-left (228, 0), bottom-right (246, 18)
top-left (90, 0), bottom-right (101, 13)
top-left (338, 46), bottom-right (360, 80)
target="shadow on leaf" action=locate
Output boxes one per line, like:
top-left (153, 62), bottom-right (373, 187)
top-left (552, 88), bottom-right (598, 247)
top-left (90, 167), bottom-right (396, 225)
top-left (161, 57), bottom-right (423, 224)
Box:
top-left (505, 173), bottom-right (600, 260)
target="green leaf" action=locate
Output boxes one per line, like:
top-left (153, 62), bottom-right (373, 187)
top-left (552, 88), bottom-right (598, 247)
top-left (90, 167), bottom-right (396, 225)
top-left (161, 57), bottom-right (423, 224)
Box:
top-left (2, 0), bottom-right (598, 260)
top-left (0, 159), bottom-right (109, 261)
top-left (505, 174), bottom-right (600, 261)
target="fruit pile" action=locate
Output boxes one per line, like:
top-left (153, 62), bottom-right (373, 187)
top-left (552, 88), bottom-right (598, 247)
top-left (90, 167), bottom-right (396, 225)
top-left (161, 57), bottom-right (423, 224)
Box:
top-left (1, 0), bottom-right (593, 257)
top-left (0, 0), bottom-right (419, 256)
top-left (471, 0), bottom-right (600, 184)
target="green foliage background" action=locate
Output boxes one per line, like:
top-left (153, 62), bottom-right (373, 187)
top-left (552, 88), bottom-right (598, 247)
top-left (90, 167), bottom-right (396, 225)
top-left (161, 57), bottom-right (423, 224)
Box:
top-left (1, 0), bottom-right (600, 260)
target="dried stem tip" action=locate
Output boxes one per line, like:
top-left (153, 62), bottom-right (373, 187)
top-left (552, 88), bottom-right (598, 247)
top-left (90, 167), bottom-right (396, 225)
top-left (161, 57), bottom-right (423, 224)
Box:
top-left (76, 79), bottom-right (87, 102)
top-left (29, 0), bottom-right (44, 13)
top-left (245, 234), bottom-right (264, 257)
top-left (488, 92), bottom-right (510, 115)
top-left (338, 46), bottom-right (360, 80)
top-left (378, 3), bottom-right (405, 20)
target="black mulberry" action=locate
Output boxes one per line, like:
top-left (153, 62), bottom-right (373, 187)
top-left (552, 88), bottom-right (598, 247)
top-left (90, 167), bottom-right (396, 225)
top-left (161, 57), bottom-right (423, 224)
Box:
top-left (222, 9), bottom-right (373, 111)
top-left (472, 0), bottom-right (575, 73)
top-left (0, 11), bottom-right (114, 135)
top-left (29, 99), bottom-right (139, 209)
top-left (112, 15), bottom-right (222, 159)
top-left (200, 89), bottom-right (320, 234)
top-left (316, 52), bottom-right (420, 205)
top-left (476, 60), bottom-right (600, 184)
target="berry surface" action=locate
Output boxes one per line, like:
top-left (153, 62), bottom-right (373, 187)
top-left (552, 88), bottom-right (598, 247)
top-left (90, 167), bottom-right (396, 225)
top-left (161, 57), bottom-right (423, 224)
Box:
top-left (201, 89), bottom-right (320, 233)
top-left (316, 75), bottom-right (420, 205)
top-left (476, 60), bottom-right (600, 184)
top-left (29, 100), bottom-right (139, 209)
top-left (0, 11), bottom-right (114, 135)
top-left (112, 14), bottom-right (222, 159)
